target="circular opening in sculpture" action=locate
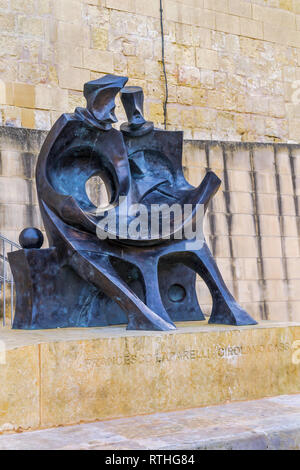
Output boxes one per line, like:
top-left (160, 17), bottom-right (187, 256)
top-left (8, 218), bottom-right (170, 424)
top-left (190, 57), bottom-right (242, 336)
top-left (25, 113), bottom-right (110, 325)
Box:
top-left (85, 175), bottom-right (109, 208)
top-left (168, 284), bottom-right (186, 303)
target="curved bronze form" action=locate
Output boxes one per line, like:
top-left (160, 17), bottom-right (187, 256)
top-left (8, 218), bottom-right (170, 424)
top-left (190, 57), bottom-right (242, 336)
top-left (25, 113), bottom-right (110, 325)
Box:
top-left (8, 74), bottom-right (257, 330)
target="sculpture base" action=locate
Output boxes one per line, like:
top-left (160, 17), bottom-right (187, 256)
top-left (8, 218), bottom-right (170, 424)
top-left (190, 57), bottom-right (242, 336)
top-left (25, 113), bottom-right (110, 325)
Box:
top-left (0, 321), bottom-right (300, 433)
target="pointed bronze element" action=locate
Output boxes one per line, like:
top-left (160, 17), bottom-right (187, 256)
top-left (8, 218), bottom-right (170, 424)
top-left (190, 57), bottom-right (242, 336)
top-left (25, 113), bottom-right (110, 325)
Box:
top-left (76, 74), bottom-right (128, 131)
top-left (120, 86), bottom-right (154, 137)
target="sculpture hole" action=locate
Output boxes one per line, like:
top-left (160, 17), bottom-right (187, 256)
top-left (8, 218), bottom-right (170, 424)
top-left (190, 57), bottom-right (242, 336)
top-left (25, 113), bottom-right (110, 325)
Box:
top-left (168, 284), bottom-right (186, 303)
top-left (196, 278), bottom-right (213, 317)
top-left (85, 176), bottom-right (109, 208)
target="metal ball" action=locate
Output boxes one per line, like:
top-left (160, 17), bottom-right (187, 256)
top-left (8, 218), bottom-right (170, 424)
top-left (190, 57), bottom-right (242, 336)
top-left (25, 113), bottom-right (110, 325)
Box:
top-left (19, 228), bottom-right (44, 249)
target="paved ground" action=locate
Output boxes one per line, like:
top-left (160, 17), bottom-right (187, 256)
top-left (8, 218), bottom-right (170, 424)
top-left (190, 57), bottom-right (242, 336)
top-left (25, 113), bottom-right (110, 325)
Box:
top-left (0, 394), bottom-right (300, 450)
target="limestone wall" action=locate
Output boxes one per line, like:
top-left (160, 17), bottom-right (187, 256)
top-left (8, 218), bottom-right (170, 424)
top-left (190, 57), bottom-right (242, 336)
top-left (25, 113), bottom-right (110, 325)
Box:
top-left (1, 127), bottom-right (300, 323)
top-left (184, 140), bottom-right (300, 323)
top-left (0, 1), bottom-right (300, 141)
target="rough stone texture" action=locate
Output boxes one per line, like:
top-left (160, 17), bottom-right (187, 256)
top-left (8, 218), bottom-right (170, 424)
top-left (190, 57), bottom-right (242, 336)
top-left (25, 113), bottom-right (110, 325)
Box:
top-left (0, 321), bottom-right (299, 432)
top-left (0, 0), bottom-right (299, 141)
top-left (1, 127), bottom-right (300, 323)
top-left (0, 393), bottom-right (299, 449)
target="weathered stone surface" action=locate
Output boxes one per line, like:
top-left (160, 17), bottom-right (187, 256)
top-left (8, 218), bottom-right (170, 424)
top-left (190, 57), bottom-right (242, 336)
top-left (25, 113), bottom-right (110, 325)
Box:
top-left (0, 0), bottom-right (298, 139)
top-left (0, 321), bottom-right (299, 432)
top-left (0, 393), bottom-right (299, 449)
top-left (0, 344), bottom-right (39, 433)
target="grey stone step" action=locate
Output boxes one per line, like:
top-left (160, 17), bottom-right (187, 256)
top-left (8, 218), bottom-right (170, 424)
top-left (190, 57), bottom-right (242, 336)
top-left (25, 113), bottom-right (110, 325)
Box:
top-left (0, 394), bottom-right (300, 450)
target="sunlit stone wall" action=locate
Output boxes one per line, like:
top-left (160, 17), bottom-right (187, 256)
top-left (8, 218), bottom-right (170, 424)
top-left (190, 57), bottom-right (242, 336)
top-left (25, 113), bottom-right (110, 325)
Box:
top-left (0, 0), bottom-right (300, 141)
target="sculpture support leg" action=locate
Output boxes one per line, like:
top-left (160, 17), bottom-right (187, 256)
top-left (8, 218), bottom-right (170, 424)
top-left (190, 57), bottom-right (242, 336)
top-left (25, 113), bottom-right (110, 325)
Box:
top-left (69, 250), bottom-right (176, 331)
top-left (181, 243), bottom-right (257, 326)
top-left (137, 257), bottom-right (175, 326)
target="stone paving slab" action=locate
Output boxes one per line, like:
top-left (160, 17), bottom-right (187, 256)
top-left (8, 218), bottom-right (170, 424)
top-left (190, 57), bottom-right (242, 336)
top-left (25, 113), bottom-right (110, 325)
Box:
top-left (0, 394), bottom-right (299, 450)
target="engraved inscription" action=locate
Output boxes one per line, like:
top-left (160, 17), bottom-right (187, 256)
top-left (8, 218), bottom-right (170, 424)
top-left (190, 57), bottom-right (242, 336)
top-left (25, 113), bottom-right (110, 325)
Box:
top-left (85, 341), bottom-right (292, 367)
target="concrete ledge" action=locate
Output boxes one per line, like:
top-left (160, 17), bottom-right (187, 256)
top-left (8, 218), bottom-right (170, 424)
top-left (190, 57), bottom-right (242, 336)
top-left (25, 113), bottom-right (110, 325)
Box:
top-left (0, 321), bottom-right (300, 433)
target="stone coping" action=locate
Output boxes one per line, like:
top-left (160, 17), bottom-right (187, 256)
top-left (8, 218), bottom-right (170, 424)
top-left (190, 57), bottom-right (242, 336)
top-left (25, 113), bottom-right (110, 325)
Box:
top-left (1, 320), bottom-right (299, 350)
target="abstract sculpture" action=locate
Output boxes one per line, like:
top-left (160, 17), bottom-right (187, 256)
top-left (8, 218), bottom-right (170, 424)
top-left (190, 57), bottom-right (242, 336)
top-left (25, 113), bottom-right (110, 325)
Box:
top-left (8, 74), bottom-right (257, 330)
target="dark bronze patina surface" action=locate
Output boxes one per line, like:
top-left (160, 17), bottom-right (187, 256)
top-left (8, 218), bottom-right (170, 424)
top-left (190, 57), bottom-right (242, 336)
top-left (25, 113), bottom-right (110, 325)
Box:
top-left (9, 74), bottom-right (257, 330)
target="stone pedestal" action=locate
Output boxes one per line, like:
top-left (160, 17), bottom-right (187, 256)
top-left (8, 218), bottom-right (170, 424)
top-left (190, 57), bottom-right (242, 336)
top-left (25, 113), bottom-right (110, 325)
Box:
top-left (0, 321), bottom-right (300, 432)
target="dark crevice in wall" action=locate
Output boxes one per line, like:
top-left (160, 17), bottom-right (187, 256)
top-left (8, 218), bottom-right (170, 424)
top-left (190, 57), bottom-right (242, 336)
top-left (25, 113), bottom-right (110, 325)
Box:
top-left (22, 153), bottom-right (35, 228)
top-left (289, 148), bottom-right (300, 242)
top-left (274, 146), bottom-right (292, 322)
top-left (205, 143), bottom-right (217, 257)
top-left (221, 144), bottom-right (238, 300)
top-left (249, 147), bottom-right (268, 320)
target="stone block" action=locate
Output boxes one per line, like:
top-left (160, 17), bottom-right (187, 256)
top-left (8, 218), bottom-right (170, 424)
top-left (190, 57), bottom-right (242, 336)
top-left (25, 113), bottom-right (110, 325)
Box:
top-left (178, 66), bottom-right (201, 87)
top-left (0, 322), bottom-right (299, 431)
top-left (204, 0), bottom-right (227, 13)
top-left (216, 12), bottom-right (240, 35)
top-left (261, 236), bottom-right (282, 258)
top-left (264, 280), bottom-right (288, 302)
top-left (196, 48), bottom-right (219, 70)
top-left (263, 258), bottom-right (285, 280)
top-left (135, 0), bottom-right (160, 18)
top-left (106, 0), bottom-right (135, 13)
top-left (288, 280), bottom-right (300, 301)
top-left (11, 0), bottom-right (37, 12)
top-left (228, 0), bottom-right (252, 18)
top-left (266, 301), bottom-right (290, 322)
top-left (263, 22), bottom-right (289, 45)
top-left (34, 110), bottom-right (51, 131)
top-left (287, 257), bottom-right (300, 279)
top-left (53, 0), bottom-right (82, 22)
top-left (228, 191), bottom-right (254, 214)
top-left (279, 173), bottom-right (294, 195)
top-left (127, 56), bottom-right (145, 79)
top-left (37, 0), bottom-right (51, 15)
top-left (231, 214), bottom-right (256, 236)
top-left (58, 66), bottom-right (91, 91)
top-left (227, 169), bottom-right (251, 192)
top-left (284, 237), bottom-right (300, 257)
top-left (259, 215), bottom-right (281, 237)
top-left (231, 236), bottom-right (259, 258)
top-left (57, 22), bottom-right (89, 47)
top-left (281, 195), bottom-right (296, 216)
top-left (0, 342), bottom-right (40, 433)
top-left (253, 146), bottom-right (275, 173)
top-left (283, 215), bottom-right (298, 236)
top-left (276, 147), bottom-right (292, 174)
top-left (240, 18), bottom-right (263, 40)
top-left (13, 83), bottom-right (35, 109)
top-left (0, 13), bottom-right (15, 33)
top-left (255, 172), bottom-right (277, 194)
top-left (253, 4), bottom-right (296, 29)
top-left (83, 49), bottom-right (113, 73)
top-left (0, 177), bottom-right (32, 204)
top-left (18, 16), bottom-right (44, 37)
top-left (226, 147), bottom-right (251, 171)
top-left (236, 280), bottom-right (262, 303)
top-left (257, 194), bottom-right (279, 215)
top-left (192, 8), bottom-right (216, 29)
top-left (211, 235), bottom-right (231, 257)
top-left (21, 108), bottom-right (35, 129)
top-left (242, 258), bottom-right (259, 280)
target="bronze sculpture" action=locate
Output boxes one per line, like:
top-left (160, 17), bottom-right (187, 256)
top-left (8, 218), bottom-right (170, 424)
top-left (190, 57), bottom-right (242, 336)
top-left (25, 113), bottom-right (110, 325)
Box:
top-left (8, 74), bottom-right (257, 330)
